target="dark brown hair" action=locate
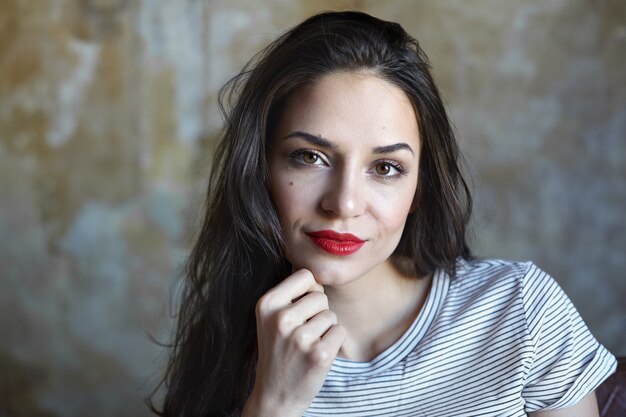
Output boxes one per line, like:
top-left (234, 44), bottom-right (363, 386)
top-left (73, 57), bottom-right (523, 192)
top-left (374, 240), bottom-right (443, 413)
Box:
top-left (150, 10), bottom-right (472, 416)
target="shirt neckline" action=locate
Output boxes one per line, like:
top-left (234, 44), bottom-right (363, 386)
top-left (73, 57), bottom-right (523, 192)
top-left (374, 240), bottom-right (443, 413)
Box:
top-left (328, 268), bottom-right (450, 377)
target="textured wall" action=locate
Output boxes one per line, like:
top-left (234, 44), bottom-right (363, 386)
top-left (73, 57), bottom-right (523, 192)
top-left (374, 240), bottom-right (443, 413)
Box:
top-left (0, 1), bottom-right (624, 416)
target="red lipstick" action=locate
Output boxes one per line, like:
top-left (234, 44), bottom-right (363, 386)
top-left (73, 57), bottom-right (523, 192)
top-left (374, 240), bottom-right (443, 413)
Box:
top-left (305, 230), bottom-right (365, 256)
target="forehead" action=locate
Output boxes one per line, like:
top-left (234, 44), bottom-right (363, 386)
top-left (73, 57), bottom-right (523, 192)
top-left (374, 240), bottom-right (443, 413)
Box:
top-left (274, 72), bottom-right (420, 149)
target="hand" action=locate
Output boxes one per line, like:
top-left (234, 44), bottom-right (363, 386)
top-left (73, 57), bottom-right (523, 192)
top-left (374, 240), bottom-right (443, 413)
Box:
top-left (242, 269), bottom-right (346, 417)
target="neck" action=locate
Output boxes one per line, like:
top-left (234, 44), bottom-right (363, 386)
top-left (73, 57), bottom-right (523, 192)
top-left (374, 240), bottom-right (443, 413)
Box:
top-left (325, 259), bottom-right (431, 362)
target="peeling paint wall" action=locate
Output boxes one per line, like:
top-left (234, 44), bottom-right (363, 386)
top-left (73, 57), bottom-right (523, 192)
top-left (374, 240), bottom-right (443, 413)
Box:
top-left (0, 1), bottom-right (624, 416)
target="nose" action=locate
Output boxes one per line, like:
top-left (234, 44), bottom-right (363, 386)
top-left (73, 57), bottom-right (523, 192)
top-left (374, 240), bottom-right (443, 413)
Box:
top-left (320, 164), bottom-right (366, 218)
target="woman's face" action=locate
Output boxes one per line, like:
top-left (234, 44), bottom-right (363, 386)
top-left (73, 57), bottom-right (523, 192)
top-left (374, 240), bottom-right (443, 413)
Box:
top-left (269, 71), bottom-right (421, 286)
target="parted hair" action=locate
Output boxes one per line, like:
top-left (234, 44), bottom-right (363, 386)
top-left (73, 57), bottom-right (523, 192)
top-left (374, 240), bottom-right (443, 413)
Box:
top-left (150, 10), bottom-right (472, 417)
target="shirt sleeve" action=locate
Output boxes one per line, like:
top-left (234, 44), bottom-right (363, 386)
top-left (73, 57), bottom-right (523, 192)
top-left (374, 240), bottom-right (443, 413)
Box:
top-left (520, 262), bottom-right (617, 412)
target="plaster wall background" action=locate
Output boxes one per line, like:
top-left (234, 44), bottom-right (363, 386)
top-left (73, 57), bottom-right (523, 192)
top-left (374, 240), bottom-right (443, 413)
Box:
top-left (0, 1), bottom-right (624, 416)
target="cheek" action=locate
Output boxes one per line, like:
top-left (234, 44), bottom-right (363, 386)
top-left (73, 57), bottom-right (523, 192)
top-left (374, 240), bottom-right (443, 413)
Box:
top-left (374, 183), bottom-right (417, 235)
top-left (382, 204), bottom-right (412, 235)
top-left (269, 177), bottom-right (290, 223)
top-left (270, 172), bottom-right (319, 226)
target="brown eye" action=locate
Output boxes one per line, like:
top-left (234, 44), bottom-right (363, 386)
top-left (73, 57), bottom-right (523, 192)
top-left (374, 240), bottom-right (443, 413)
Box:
top-left (302, 152), bottom-right (319, 164)
top-left (376, 163), bottom-right (391, 175)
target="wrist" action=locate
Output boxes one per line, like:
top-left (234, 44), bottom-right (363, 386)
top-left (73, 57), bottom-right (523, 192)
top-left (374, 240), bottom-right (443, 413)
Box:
top-left (242, 389), bottom-right (306, 417)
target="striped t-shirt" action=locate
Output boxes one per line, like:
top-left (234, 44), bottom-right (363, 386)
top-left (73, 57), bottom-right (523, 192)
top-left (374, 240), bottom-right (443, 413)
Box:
top-left (304, 259), bottom-right (617, 417)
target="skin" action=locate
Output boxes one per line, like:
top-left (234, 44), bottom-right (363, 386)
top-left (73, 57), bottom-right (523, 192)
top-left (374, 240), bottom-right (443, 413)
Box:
top-left (529, 393), bottom-right (599, 417)
top-left (242, 71), bottom-right (600, 417)
top-left (269, 72), bottom-right (421, 289)
top-left (269, 71), bottom-right (428, 362)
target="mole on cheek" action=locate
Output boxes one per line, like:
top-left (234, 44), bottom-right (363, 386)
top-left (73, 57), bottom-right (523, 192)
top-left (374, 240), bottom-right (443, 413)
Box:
top-left (289, 181), bottom-right (293, 186)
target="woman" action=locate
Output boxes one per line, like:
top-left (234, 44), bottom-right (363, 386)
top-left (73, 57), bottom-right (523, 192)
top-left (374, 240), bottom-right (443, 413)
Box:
top-left (152, 11), bottom-right (616, 417)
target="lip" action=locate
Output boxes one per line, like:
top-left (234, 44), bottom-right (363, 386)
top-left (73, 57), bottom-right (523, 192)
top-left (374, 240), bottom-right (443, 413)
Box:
top-left (305, 230), bottom-right (365, 256)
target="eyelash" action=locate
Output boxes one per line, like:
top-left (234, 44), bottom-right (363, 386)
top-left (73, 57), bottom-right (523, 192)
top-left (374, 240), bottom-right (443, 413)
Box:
top-left (288, 149), bottom-right (326, 166)
top-left (375, 159), bottom-right (406, 179)
top-left (287, 150), bottom-right (407, 180)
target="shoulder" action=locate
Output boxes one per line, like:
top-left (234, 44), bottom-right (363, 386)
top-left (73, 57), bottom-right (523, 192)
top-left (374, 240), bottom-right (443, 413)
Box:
top-left (433, 258), bottom-right (539, 329)
top-left (450, 257), bottom-right (536, 297)
top-left (454, 257), bottom-right (532, 280)
top-left (452, 257), bottom-right (560, 291)
top-left (444, 258), bottom-right (565, 321)
top-left (439, 258), bottom-right (617, 412)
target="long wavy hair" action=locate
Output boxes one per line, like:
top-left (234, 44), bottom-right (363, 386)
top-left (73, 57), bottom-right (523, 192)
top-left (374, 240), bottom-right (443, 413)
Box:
top-left (150, 10), bottom-right (472, 417)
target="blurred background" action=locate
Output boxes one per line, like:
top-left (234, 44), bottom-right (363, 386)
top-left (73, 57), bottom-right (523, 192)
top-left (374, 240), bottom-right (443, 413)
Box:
top-left (0, 0), bottom-right (624, 416)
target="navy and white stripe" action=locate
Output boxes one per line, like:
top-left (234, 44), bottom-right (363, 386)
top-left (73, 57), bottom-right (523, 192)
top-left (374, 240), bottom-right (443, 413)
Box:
top-left (304, 259), bottom-right (617, 417)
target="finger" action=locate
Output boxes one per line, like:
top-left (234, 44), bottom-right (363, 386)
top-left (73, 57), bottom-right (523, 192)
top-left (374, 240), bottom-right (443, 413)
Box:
top-left (263, 269), bottom-right (322, 308)
top-left (295, 310), bottom-right (338, 344)
top-left (297, 269), bottom-right (325, 294)
top-left (320, 324), bottom-right (347, 349)
top-left (286, 291), bottom-right (330, 323)
top-left (275, 291), bottom-right (329, 335)
top-left (291, 265), bottom-right (325, 293)
top-left (257, 269), bottom-right (322, 319)
top-left (309, 324), bottom-right (346, 368)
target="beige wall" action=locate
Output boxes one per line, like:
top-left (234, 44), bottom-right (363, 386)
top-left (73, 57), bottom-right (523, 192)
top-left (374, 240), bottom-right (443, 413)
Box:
top-left (1, 1), bottom-right (624, 416)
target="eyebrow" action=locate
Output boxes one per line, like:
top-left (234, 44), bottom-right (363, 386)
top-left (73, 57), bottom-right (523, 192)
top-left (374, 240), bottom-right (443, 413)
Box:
top-left (284, 131), bottom-right (336, 148)
top-left (283, 131), bottom-right (415, 155)
top-left (372, 143), bottom-right (414, 155)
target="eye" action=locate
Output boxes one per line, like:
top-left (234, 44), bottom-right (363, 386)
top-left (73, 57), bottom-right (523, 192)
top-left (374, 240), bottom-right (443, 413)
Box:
top-left (288, 149), bottom-right (327, 166)
top-left (375, 163), bottom-right (393, 176)
top-left (373, 161), bottom-right (404, 178)
top-left (302, 151), bottom-right (320, 164)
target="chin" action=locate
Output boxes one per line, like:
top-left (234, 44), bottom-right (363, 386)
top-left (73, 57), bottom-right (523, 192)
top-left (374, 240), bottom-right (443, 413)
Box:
top-left (288, 253), bottom-right (373, 287)
top-left (308, 268), bottom-right (353, 286)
